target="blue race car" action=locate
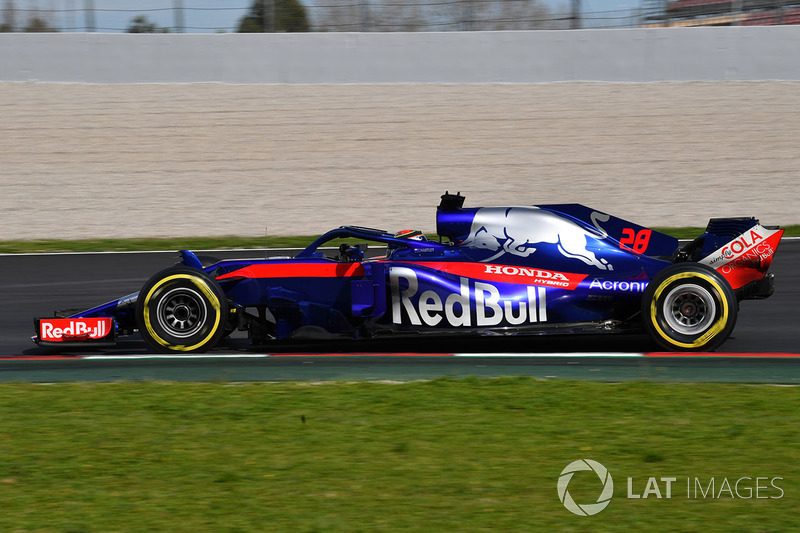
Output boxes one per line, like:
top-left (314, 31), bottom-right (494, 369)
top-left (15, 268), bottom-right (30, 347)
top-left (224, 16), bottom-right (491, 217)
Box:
top-left (34, 192), bottom-right (784, 352)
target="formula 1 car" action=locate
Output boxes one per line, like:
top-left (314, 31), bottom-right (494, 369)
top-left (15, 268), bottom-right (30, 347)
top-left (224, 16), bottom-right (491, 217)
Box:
top-left (34, 192), bottom-right (783, 353)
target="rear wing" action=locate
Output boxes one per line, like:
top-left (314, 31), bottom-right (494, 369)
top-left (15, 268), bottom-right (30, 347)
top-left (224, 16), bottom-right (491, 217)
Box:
top-left (691, 218), bottom-right (784, 291)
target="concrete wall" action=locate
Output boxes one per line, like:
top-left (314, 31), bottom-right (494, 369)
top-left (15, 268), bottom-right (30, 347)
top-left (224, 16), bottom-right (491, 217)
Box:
top-left (2, 27), bottom-right (800, 84)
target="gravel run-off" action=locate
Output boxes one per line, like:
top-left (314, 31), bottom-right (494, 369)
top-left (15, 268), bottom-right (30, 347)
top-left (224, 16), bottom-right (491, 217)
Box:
top-left (2, 82), bottom-right (798, 240)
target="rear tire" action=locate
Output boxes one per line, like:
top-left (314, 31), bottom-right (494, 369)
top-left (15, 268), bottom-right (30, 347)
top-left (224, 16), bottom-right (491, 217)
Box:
top-left (136, 267), bottom-right (228, 354)
top-left (642, 263), bottom-right (737, 352)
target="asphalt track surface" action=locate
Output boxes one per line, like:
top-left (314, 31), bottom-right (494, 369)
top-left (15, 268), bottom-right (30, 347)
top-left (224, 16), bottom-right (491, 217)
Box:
top-left (1, 241), bottom-right (798, 382)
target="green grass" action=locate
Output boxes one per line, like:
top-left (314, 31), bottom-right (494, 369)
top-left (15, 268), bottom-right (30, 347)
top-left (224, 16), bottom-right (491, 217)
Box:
top-left (1, 225), bottom-right (798, 254)
top-left (0, 235), bottom-right (316, 254)
top-left (0, 378), bottom-right (797, 532)
top-left (654, 225), bottom-right (799, 239)
top-left (0, 235), bottom-right (404, 254)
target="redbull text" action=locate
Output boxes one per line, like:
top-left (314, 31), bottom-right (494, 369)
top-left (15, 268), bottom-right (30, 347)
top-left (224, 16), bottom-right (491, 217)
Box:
top-left (39, 318), bottom-right (112, 342)
top-left (390, 267), bottom-right (547, 327)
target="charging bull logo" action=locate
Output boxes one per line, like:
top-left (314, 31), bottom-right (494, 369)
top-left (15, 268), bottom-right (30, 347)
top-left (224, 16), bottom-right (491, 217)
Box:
top-left (461, 207), bottom-right (613, 270)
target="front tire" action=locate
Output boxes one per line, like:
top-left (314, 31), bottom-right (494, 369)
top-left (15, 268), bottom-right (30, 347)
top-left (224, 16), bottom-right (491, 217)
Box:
top-left (136, 267), bottom-right (228, 354)
top-left (642, 263), bottom-right (737, 352)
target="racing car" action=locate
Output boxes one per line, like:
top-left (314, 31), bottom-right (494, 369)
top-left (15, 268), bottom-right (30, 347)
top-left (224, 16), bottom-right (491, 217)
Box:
top-left (34, 192), bottom-right (783, 353)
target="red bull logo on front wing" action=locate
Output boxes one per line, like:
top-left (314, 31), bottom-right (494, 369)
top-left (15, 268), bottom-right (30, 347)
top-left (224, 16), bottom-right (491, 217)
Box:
top-left (39, 318), bottom-right (112, 342)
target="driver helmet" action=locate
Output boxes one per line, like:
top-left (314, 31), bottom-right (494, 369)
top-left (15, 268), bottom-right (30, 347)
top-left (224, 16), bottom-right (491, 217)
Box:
top-left (394, 229), bottom-right (426, 241)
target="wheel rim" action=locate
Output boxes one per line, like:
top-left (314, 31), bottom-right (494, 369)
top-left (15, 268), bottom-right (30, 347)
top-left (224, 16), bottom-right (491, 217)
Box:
top-left (662, 283), bottom-right (716, 336)
top-left (155, 287), bottom-right (207, 338)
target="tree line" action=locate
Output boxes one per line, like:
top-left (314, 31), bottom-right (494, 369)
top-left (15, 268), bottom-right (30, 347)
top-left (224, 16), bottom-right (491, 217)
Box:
top-left (1, 0), bottom-right (563, 34)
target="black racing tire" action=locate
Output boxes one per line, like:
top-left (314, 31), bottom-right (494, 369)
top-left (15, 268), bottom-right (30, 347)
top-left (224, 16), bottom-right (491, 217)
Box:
top-left (642, 263), bottom-right (737, 352)
top-left (135, 267), bottom-right (228, 354)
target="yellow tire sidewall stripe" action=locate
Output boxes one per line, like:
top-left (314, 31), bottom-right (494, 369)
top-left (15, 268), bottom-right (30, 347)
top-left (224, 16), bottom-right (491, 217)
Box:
top-left (142, 274), bottom-right (222, 352)
top-left (649, 271), bottom-right (729, 350)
